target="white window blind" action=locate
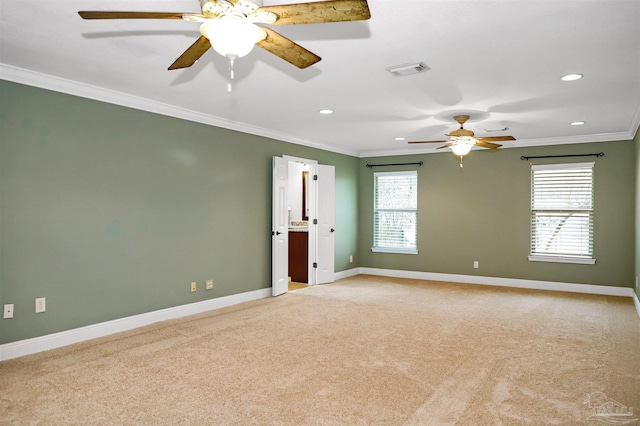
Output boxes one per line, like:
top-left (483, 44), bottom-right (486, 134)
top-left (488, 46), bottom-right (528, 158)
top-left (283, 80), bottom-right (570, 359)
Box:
top-left (530, 162), bottom-right (594, 262)
top-left (373, 171), bottom-right (417, 254)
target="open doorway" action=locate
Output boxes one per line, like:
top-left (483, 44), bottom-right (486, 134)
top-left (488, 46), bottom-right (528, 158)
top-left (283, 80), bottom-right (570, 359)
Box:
top-left (271, 155), bottom-right (335, 296)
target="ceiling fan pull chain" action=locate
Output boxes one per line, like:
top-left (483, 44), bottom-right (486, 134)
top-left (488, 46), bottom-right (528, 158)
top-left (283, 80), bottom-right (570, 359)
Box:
top-left (227, 55), bottom-right (237, 93)
top-left (229, 56), bottom-right (235, 80)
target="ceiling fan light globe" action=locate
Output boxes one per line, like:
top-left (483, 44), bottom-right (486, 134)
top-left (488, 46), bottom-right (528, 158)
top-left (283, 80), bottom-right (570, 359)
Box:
top-left (450, 144), bottom-right (472, 156)
top-left (200, 18), bottom-right (266, 58)
top-left (449, 136), bottom-right (476, 156)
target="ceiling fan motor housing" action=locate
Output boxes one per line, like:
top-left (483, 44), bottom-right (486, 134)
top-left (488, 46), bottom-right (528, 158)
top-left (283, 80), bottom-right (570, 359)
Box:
top-left (450, 115), bottom-right (474, 137)
top-left (201, 0), bottom-right (263, 18)
top-left (449, 128), bottom-right (474, 137)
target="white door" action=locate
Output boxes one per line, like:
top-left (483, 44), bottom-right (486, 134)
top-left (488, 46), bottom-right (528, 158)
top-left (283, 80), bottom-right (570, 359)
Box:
top-left (315, 164), bottom-right (335, 284)
top-left (272, 156), bottom-right (289, 296)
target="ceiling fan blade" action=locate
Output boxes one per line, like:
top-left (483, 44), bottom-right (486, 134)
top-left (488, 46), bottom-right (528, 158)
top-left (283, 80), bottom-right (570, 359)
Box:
top-left (78, 11), bottom-right (191, 20)
top-left (407, 140), bottom-right (448, 144)
top-left (168, 36), bottom-right (211, 70)
top-left (256, 27), bottom-right (321, 69)
top-left (477, 136), bottom-right (516, 142)
top-left (475, 141), bottom-right (502, 149)
top-left (258, 0), bottom-right (371, 25)
top-left (436, 144), bottom-right (453, 150)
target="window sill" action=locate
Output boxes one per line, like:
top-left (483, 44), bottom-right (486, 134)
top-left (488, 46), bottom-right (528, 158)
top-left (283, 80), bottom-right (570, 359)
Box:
top-left (528, 255), bottom-right (596, 265)
top-left (372, 247), bottom-right (418, 255)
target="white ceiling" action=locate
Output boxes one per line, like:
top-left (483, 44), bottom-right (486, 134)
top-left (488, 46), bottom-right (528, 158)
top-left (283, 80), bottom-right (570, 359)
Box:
top-left (1, 0), bottom-right (639, 157)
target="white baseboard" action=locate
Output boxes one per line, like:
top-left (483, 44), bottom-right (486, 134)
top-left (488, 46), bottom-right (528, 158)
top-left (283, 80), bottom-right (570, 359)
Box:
top-left (334, 268), bottom-right (360, 281)
top-left (3, 271), bottom-right (637, 362)
top-left (0, 288), bottom-right (271, 362)
top-left (356, 267), bottom-right (640, 317)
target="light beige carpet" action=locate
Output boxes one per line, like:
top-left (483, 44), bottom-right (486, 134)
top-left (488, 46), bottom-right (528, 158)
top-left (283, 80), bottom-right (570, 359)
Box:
top-left (1, 275), bottom-right (639, 425)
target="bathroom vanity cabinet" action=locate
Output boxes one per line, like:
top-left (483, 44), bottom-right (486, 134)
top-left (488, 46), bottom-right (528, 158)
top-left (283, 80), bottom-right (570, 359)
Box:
top-left (288, 231), bottom-right (308, 283)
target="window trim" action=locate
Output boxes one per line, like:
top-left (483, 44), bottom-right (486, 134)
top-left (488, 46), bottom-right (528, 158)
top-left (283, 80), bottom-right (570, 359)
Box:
top-left (371, 247), bottom-right (419, 255)
top-left (527, 255), bottom-right (596, 265)
top-left (372, 170), bottom-right (418, 255)
top-left (528, 162), bottom-right (596, 264)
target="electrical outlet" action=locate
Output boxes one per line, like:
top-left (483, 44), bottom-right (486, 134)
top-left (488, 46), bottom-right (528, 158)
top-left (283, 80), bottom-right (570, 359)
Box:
top-left (3, 304), bottom-right (14, 319)
top-left (206, 279), bottom-right (214, 290)
top-left (349, 255), bottom-right (353, 263)
top-left (191, 281), bottom-right (197, 292)
top-left (35, 297), bottom-right (46, 313)
top-left (473, 261), bottom-right (479, 269)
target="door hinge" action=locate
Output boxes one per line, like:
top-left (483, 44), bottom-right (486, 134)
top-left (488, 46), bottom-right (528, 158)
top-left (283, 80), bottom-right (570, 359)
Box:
top-left (313, 174), bottom-right (318, 180)
top-left (313, 262), bottom-right (318, 268)
top-left (313, 219), bottom-right (318, 225)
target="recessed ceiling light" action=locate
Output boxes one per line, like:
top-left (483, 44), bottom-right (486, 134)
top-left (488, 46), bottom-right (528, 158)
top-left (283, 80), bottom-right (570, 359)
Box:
top-left (561, 73), bottom-right (583, 81)
top-left (395, 137), bottom-right (406, 141)
top-left (571, 121), bottom-right (586, 126)
top-left (318, 109), bottom-right (334, 115)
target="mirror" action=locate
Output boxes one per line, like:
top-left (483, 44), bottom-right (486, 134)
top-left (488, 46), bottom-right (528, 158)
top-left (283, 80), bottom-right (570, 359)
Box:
top-left (302, 171), bottom-right (309, 221)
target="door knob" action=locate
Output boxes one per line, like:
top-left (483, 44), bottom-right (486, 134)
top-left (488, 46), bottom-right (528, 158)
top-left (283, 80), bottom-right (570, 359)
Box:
top-left (330, 228), bottom-right (335, 232)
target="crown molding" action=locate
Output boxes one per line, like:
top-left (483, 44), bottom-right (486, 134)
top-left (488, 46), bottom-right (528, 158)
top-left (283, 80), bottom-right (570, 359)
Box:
top-left (2, 64), bottom-right (638, 160)
top-left (358, 131), bottom-right (637, 158)
top-left (0, 64), bottom-right (359, 158)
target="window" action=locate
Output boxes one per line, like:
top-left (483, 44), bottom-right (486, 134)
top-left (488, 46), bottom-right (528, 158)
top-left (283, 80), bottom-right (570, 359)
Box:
top-left (372, 171), bottom-right (418, 254)
top-left (529, 162), bottom-right (595, 264)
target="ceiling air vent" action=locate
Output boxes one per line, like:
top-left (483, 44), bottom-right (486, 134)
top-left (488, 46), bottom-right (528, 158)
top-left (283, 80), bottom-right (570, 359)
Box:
top-left (386, 62), bottom-right (430, 77)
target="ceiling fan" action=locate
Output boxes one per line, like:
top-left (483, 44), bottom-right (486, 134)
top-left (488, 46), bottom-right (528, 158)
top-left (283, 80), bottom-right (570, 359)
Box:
top-left (409, 115), bottom-right (516, 157)
top-left (78, 0), bottom-right (371, 78)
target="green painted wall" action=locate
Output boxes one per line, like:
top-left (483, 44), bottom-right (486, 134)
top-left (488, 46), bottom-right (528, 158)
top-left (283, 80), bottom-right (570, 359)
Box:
top-left (1, 78), bottom-right (635, 345)
top-left (0, 80), bottom-right (359, 343)
top-left (359, 140), bottom-right (635, 288)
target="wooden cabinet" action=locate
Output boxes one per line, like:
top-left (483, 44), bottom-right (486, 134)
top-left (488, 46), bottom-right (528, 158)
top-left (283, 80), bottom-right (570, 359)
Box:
top-left (288, 231), bottom-right (308, 283)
